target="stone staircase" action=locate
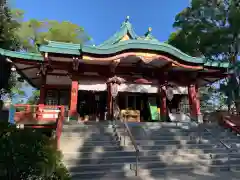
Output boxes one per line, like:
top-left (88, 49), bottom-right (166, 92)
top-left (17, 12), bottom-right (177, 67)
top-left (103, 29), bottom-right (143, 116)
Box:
top-left (116, 122), bottom-right (240, 179)
top-left (60, 121), bottom-right (240, 180)
top-left (60, 122), bottom-right (141, 180)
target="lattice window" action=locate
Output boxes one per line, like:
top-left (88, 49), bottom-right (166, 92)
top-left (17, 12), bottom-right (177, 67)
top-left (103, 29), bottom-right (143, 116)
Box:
top-left (46, 90), bottom-right (58, 105)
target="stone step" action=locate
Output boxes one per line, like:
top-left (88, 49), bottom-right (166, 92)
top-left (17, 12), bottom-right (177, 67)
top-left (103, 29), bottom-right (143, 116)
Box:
top-left (137, 143), bottom-right (225, 150)
top-left (61, 135), bottom-right (115, 141)
top-left (63, 150), bottom-right (229, 164)
top-left (127, 122), bottom-right (197, 127)
top-left (63, 144), bottom-right (122, 152)
top-left (211, 152), bottom-right (240, 159)
top-left (63, 150), bottom-right (136, 160)
top-left (135, 162), bottom-right (240, 172)
top-left (69, 163), bottom-right (240, 179)
top-left (136, 164), bottom-right (240, 177)
top-left (63, 149), bottom-right (240, 163)
top-left (127, 130), bottom-right (211, 137)
top-left (72, 177), bottom-right (142, 180)
top-left (138, 147), bottom-right (231, 154)
top-left (61, 140), bottom-right (118, 146)
top-left (66, 157), bottom-right (240, 173)
top-left (59, 139), bottom-right (120, 153)
top-left (140, 171), bottom-right (239, 180)
top-left (61, 130), bottom-right (116, 136)
top-left (62, 127), bottom-right (115, 133)
top-left (70, 169), bottom-right (135, 179)
top-left (128, 139), bottom-right (215, 146)
top-left (67, 162), bottom-right (132, 172)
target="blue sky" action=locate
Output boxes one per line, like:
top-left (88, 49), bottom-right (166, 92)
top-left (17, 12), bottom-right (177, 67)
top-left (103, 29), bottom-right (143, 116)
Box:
top-left (12, 0), bottom-right (189, 101)
top-left (14, 0), bottom-right (189, 44)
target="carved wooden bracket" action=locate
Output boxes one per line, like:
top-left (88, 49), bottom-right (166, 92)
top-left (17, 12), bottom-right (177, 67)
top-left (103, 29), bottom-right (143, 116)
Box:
top-left (110, 59), bottom-right (120, 73)
top-left (36, 63), bottom-right (53, 76)
top-left (107, 75), bottom-right (125, 85)
top-left (73, 57), bottom-right (80, 71)
top-left (39, 64), bottom-right (48, 76)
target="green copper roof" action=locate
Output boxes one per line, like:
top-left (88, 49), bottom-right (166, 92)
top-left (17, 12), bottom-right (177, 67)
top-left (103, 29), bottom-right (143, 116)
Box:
top-left (97, 16), bottom-right (138, 47)
top-left (137, 27), bottom-right (160, 43)
top-left (0, 16), bottom-right (230, 69)
top-left (0, 48), bottom-right (43, 61)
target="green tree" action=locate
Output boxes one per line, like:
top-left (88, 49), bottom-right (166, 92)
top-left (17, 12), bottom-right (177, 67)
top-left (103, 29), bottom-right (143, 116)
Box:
top-left (0, 2), bottom-right (21, 98)
top-left (168, 0), bottom-right (240, 112)
top-left (26, 89), bottom-right (40, 105)
top-left (18, 19), bottom-right (90, 53)
top-left (0, 122), bottom-right (70, 179)
top-left (16, 19), bottom-right (90, 103)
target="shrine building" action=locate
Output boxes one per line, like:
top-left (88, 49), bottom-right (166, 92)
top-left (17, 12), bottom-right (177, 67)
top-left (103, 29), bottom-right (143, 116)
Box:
top-left (0, 17), bottom-right (230, 123)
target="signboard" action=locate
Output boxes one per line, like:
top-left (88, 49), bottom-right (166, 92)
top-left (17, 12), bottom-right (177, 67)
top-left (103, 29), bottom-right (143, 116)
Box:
top-left (8, 105), bottom-right (16, 124)
top-left (148, 97), bottom-right (160, 121)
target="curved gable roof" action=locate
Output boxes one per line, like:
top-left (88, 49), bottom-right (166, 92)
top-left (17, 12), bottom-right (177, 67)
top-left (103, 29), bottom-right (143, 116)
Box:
top-left (0, 17), bottom-right (230, 69)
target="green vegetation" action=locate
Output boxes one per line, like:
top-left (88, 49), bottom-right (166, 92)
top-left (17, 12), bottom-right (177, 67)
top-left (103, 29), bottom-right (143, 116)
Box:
top-left (168, 0), bottom-right (240, 113)
top-left (0, 1), bottom-right (21, 97)
top-left (0, 5), bottom-right (90, 101)
top-left (0, 122), bottom-right (70, 179)
top-left (0, 3), bottom-right (90, 178)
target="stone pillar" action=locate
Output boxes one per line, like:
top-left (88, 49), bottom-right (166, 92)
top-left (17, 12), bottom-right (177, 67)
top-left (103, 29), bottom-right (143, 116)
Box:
top-left (160, 87), bottom-right (167, 121)
top-left (107, 82), bottom-right (113, 120)
top-left (188, 84), bottom-right (202, 123)
top-left (69, 80), bottom-right (78, 120)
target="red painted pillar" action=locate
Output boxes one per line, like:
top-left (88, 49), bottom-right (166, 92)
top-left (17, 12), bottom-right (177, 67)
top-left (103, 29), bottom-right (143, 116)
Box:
top-left (188, 84), bottom-right (202, 123)
top-left (38, 75), bottom-right (46, 121)
top-left (107, 82), bottom-right (113, 120)
top-left (39, 74), bottom-right (46, 105)
top-left (39, 85), bottom-right (46, 105)
top-left (69, 80), bottom-right (78, 120)
top-left (160, 87), bottom-right (167, 121)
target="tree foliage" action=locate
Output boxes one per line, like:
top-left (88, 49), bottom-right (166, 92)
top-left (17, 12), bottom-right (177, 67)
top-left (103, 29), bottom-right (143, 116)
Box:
top-left (18, 19), bottom-right (90, 53)
top-left (0, 122), bottom-right (70, 179)
top-left (168, 0), bottom-right (240, 112)
top-left (0, 8), bottom-right (90, 102)
top-left (0, 2), bottom-right (21, 97)
top-left (18, 18), bottom-right (90, 103)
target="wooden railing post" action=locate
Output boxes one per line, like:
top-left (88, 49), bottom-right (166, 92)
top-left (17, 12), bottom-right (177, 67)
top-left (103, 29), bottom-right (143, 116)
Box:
top-left (26, 105), bottom-right (30, 113)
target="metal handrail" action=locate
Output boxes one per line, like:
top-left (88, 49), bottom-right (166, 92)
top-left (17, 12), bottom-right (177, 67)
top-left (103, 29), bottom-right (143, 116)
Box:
top-left (111, 100), bottom-right (139, 176)
top-left (204, 128), bottom-right (231, 150)
top-left (204, 127), bottom-right (236, 171)
top-left (121, 116), bottom-right (139, 176)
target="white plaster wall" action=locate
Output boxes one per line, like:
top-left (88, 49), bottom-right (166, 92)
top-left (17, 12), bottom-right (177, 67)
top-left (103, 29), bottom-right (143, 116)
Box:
top-left (78, 80), bottom-right (188, 94)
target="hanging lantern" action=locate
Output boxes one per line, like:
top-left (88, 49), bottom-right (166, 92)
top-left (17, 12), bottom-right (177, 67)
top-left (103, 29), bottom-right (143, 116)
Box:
top-left (11, 66), bottom-right (16, 72)
top-left (111, 83), bottom-right (119, 99)
top-left (166, 87), bottom-right (174, 101)
top-left (107, 76), bottom-right (125, 99)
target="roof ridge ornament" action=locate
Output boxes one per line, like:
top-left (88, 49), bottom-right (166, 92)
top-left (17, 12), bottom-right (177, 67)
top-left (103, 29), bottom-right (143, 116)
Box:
top-left (120, 16), bottom-right (130, 27)
top-left (125, 16), bottom-right (130, 22)
top-left (43, 38), bottom-right (50, 44)
top-left (144, 27), bottom-right (152, 37)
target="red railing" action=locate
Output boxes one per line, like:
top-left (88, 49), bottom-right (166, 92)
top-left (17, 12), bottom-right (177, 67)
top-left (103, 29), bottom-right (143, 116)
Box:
top-left (14, 104), bottom-right (65, 149)
top-left (220, 114), bottom-right (240, 134)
